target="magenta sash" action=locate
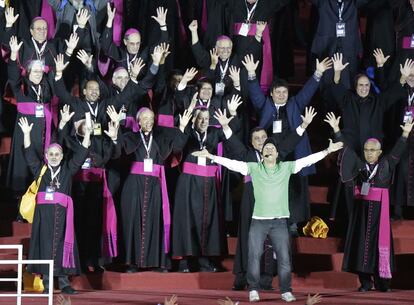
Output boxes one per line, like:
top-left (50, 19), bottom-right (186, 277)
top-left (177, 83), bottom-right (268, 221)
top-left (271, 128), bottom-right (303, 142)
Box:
top-left (234, 23), bottom-right (273, 93)
top-left (182, 162), bottom-right (218, 177)
top-left (354, 186), bottom-right (392, 279)
top-left (244, 175), bottom-right (252, 183)
top-left (130, 161), bottom-right (171, 253)
top-left (157, 114), bottom-right (174, 128)
top-left (37, 191), bottom-right (75, 269)
top-left (73, 168), bottom-right (118, 257)
top-left (41, 0), bottom-right (56, 40)
top-left (17, 102), bottom-right (52, 153)
top-left (125, 116), bottom-right (139, 132)
top-left (402, 36), bottom-right (414, 49)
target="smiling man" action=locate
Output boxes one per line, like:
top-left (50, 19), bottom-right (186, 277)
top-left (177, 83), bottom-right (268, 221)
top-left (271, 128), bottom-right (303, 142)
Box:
top-left (192, 134), bottom-right (343, 302)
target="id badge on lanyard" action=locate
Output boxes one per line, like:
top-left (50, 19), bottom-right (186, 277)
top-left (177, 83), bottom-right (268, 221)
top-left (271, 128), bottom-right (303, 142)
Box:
top-left (93, 123), bottom-right (102, 136)
top-left (81, 158), bottom-right (91, 169)
top-left (336, 22), bottom-right (346, 37)
top-left (215, 82), bottom-right (225, 95)
top-left (35, 104), bottom-right (44, 118)
top-left (403, 110), bottom-right (413, 124)
top-left (273, 120), bottom-right (282, 134)
top-left (360, 182), bottom-right (370, 196)
top-left (198, 156), bottom-right (207, 166)
top-left (45, 186), bottom-right (55, 201)
top-left (411, 34), bottom-right (414, 48)
top-left (238, 23), bottom-right (250, 37)
top-left (144, 158), bottom-right (153, 172)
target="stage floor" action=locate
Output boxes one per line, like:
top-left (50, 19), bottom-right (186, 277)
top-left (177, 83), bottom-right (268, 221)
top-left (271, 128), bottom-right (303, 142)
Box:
top-left (1, 288), bottom-right (414, 305)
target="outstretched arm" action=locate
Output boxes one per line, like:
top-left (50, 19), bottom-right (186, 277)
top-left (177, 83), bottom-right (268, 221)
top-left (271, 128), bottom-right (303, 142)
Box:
top-left (193, 149), bottom-right (249, 175)
top-left (293, 139), bottom-right (343, 173)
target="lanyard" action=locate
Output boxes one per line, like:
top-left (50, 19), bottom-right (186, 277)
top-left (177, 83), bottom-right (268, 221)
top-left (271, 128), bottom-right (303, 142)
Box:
top-left (31, 85), bottom-right (42, 102)
top-left (126, 53), bottom-right (138, 73)
top-left (140, 130), bottom-right (153, 158)
top-left (408, 92), bottom-right (414, 107)
top-left (255, 151), bottom-right (262, 163)
top-left (338, 1), bottom-right (344, 21)
top-left (198, 99), bottom-right (211, 108)
top-left (245, 0), bottom-right (258, 22)
top-left (48, 165), bottom-right (61, 181)
top-left (195, 130), bottom-right (207, 150)
top-left (86, 102), bottom-right (98, 119)
top-left (365, 164), bottom-right (378, 182)
top-left (31, 37), bottom-right (47, 60)
top-left (219, 59), bottom-right (230, 82)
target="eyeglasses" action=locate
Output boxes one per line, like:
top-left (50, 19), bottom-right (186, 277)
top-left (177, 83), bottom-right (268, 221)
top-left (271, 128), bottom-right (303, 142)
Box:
top-left (364, 149), bottom-right (380, 152)
top-left (217, 47), bottom-right (232, 51)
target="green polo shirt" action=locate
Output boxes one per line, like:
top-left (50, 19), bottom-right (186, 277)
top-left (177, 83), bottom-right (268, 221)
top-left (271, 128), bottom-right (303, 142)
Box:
top-left (247, 161), bottom-right (295, 218)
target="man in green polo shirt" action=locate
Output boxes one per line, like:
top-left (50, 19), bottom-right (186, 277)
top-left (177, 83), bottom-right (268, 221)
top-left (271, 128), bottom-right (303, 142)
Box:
top-left (192, 137), bottom-right (342, 302)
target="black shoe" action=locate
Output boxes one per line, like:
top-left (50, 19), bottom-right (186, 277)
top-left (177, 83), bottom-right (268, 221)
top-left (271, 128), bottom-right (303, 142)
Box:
top-left (92, 265), bottom-right (105, 273)
top-left (232, 276), bottom-right (247, 291)
top-left (358, 286), bottom-right (373, 292)
top-left (126, 265), bottom-right (139, 273)
top-left (199, 264), bottom-right (219, 272)
top-left (61, 286), bottom-right (78, 295)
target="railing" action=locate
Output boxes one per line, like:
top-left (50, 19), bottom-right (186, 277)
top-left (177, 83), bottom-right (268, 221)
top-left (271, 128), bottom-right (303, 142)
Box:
top-left (0, 245), bottom-right (53, 305)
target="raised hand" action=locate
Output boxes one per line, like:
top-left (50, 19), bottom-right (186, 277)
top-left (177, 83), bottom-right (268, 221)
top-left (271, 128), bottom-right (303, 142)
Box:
top-left (188, 92), bottom-right (198, 113)
top-left (242, 54), bottom-right (259, 75)
top-left (65, 32), bottom-right (79, 51)
top-left (182, 67), bottom-right (198, 84)
top-left (18, 117), bottom-right (33, 134)
top-left (326, 139), bottom-right (343, 154)
top-left (217, 296), bottom-right (236, 305)
top-left (76, 49), bottom-right (93, 68)
top-left (214, 108), bottom-right (233, 128)
top-left (151, 6), bottom-right (168, 27)
top-left (164, 294), bottom-right (178, 305)
top-left (54, 54), bottom-right (70, 74)
top-left (229, 66), bottom-right (240, 87)
top-left (159, 43), bottom-right (171, 65)
top-left (400, 58), bottom-right (414, 79)
top-left (104, 121), bottom-right (119, 140)
top-left (373, 48), bottom-right (390, 68)
top-left (332, 53), bottom-right (349, 72)
top-left (60, 104), bottom-right (75, 124)
top-left (305, 293), bottom-right (323, 305)
top-left (179, 108), bottom-right (193, 132)
top-left (76, 9), bottom-right (91, 28)
top-left (9, 36), bottom-right (23, 54)
top-left (227, 94), bottom-right (242, 116)
top-left (188, 20), bottom-right (198, 32)
top-left (316, 57), bottom-right (333, 74)
top-left (56, 294), bottom-right (71, 305)
top-left (106, 105), bottom-right (121, 123)
top-left (106, 3), bottom-right (116, 25)
top-left (210, 48), bottom-right (219, 68)
top-left (323, 112), bottom-right (341, 132)
top-left (5, 7), bottom-right (19, 27)
top-left (401, 117), bottom-right (414, 138)
top-left (130, 57), bottom-right (145, 79)
top-left (151, 45), bottom-right (164, 65)
top-left (300, 106), bottom-right (317, 128)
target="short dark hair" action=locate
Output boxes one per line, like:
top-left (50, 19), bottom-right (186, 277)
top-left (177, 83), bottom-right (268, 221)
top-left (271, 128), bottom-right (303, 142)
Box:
top-left (270, 78), bottom-right (289, 92)
top-left (249, 127), bottom-right (266, 142)
top-left (354, 73), bottom-right (369, 89)
top-left (197, 78), bottom-right (213, 91)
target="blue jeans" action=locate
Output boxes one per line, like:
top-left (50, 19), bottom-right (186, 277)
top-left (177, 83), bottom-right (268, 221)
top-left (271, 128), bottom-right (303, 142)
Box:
top-left (247, 218), bottom-right (292, 293)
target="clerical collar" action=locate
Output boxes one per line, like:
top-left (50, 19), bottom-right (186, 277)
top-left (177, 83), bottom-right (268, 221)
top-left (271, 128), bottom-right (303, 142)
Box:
top-left (198, 99), bottom-right (211, 108)
top-left (274, 103), bottom-right (286, 109)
